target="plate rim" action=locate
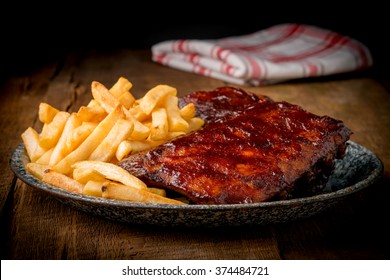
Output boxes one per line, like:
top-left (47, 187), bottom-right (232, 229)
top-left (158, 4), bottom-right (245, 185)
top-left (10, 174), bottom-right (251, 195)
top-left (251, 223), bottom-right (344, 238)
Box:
top-left (9, 141), bottom-right (384, 212)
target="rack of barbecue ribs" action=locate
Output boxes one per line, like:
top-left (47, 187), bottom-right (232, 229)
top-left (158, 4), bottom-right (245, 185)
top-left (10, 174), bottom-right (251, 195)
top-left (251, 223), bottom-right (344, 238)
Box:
top-left (118, 87), bottom-right (352, 204)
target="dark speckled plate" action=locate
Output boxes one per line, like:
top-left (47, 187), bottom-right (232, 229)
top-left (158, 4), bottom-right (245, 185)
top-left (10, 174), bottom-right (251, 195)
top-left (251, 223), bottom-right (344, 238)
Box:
top-left (9, 141), bottom-right (383, 227)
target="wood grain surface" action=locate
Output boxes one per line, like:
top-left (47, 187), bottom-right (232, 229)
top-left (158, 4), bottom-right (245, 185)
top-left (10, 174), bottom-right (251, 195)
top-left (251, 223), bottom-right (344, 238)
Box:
top-left (1, 49), bottom-right (389, 260)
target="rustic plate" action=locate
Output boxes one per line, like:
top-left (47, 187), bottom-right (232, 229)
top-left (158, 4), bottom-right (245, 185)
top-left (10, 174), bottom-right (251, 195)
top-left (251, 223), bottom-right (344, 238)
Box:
top-left (9, 141), bottom-right (383, 227)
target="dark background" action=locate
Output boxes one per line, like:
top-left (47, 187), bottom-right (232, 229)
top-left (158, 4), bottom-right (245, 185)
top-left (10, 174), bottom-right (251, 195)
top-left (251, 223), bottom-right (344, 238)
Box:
top-left (1, 3), bottom-right (389, 81)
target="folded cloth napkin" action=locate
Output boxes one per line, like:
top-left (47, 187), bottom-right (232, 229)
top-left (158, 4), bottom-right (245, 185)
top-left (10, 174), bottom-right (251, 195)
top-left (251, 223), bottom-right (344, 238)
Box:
top-left (151, 23), bottom-right (372, 85)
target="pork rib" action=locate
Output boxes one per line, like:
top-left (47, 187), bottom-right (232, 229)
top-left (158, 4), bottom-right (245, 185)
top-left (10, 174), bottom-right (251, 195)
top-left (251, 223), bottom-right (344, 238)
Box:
top-left (118, 87), bottom-right (352, 204)
top-left (178, 86), bottom-right (272, 123)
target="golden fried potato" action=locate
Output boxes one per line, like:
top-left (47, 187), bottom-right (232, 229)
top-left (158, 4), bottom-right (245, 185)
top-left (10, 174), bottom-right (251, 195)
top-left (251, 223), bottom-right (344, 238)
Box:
top-left (164, 95), bottom-right (189, 132)
top-left (150, 107), bottom-right (168, 141)
top-left (39, 103), bottom-right (60, 124)
top-left (91, 81), bottom-right (121, 114)
top-left (83, 180), bottom-right (105, 197)
top-left (21, 77), bottom-right (206, 205)
top-left (49, 113), bottom-right (82, 166)
top-left (54, 106), bottom-right (123, 174)
top-left (139, 85), bottom-right (176, 115)
top-left (71, 161), bottom-right (147, 190)
top-left (21, 127), bottom-right (47, 162)
top-left (88, 118), bottom-right (134, 162)
top-left (42, 169), bottom-right (84, 193)
top-left (109, 77), bottom-right (133, 97)
top-left (39, 111), bottom-right (70, 149)
top-left (26, 162), bottom-right (51, 180)
top-left (101, 181), bottom-right (185, 204)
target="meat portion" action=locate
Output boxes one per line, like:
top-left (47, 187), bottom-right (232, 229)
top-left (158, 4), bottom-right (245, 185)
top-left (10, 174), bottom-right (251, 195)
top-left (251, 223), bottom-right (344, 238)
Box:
top-left (179, 86), bottom-right (272, 123)
top-left (118, 87), bottom-right (352, 204)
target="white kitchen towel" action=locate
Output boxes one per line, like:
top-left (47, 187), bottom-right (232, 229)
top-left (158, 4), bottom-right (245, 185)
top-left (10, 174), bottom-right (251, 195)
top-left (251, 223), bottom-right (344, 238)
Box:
top-left (151, 23), bottom-right (372, 85)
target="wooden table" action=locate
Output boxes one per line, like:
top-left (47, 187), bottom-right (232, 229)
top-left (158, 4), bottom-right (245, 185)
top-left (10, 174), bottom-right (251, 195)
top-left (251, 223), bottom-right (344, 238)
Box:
top-left (1, 49), bottom-right (389, 260)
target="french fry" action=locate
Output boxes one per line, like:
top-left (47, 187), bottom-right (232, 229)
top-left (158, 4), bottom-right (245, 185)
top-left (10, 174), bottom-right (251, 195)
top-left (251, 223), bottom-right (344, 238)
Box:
top-left (187, 117), bottom-right (205, 133)
top-left (82, 180), bottom-right (105, 197)
top-left (39, 111), bottom-right (70, 149)
top-left (150, 107), bottom-right (168, 141)
top-left (42, 169), bottom-right (84, 193)
top-left (77, 105), bottom-right (107, 122)
top-left (130, 120), bottom-right (150, 140)
top-left (123, 109), bottom-right (150, 140)
top-left (139, 85), bottom-right (177, 115)
top-left (87, 99), bottom-right (102, 108)
top-left (88, 118), bottom-right (134, 162)
top-left (26, 162), bottom-right (51, 180)
top-left (39, 103), bottom-right (60, 124)
top-left (21, 77), bottom-right (207, 205)
top-left (36, 148), bottom-right (53, 165)
top-left (164, 95), bottom-right (189, 132)
top-left (54, 106), bottom-right (124, 174)
top-left (101, 181), bottom-right (185, 204)
top-left (66, 122), bottom-right (97, 151)
top-left (21, 127), bottom-right (47, 162)
top-left (115, 140), bottom-right (132, 161)
top-left (109, 77), bottom-right (132, 97)
top-left (118, 139), bottom-right (164, 157)
top-left (127, 105), bottom-right (149, 122)
top-left (108, 77), bottom-right (136, 109)
top-left (49, 113), bottom-right (81, 166)
top-left (72, 168), bottom-right (106, 184)
top-left (91, 81), bottom-right (120, 114)
top-left (71, 161), bottom-right (147, 190)
top-left (118, 91), bottom-right (135, 109)
top-left (149, 188), bottom-right (167, 197)
top-left (167, 131), bottom-right (186, 140)
top-left (179, 103), bottom-right (196, 120)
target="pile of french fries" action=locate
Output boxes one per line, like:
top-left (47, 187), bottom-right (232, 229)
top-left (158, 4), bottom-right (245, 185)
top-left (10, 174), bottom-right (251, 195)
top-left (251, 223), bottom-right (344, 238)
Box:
top-left (21, 77), bottom-right (204, 204)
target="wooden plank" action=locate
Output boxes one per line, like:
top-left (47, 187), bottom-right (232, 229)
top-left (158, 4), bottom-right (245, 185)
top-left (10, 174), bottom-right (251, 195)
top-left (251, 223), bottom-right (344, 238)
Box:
top-left (7, 181), bottom-right (281, 259)
top-left (273, 181), bottom-right (390, 259)
top-left (0, 64), bottom-right (57, 213)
